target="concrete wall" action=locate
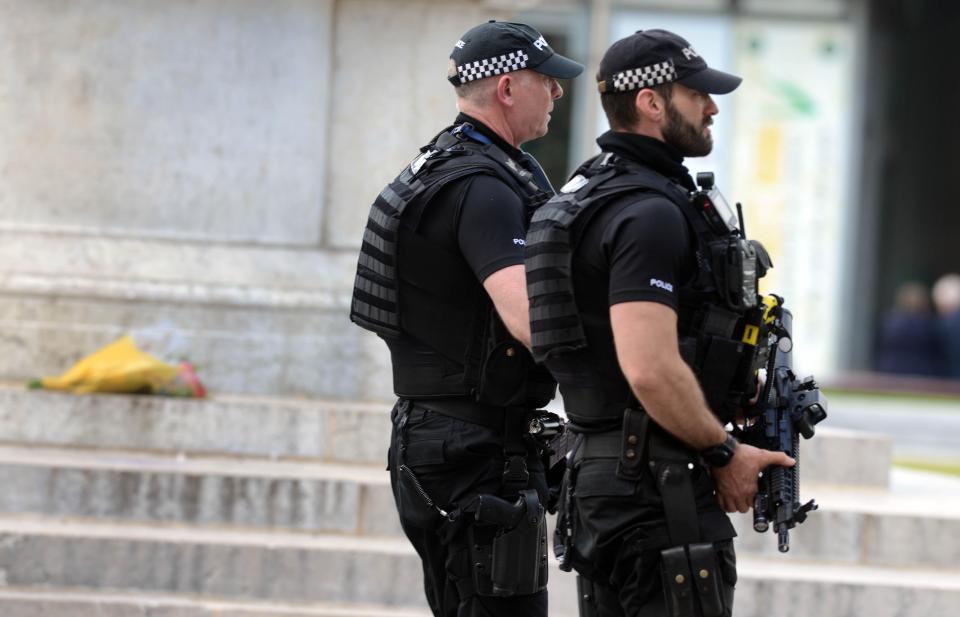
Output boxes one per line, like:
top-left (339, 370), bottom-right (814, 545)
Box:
top-left (0, 0), bottom-right (509, 399)
top-left (0, 0), bottom-right (333, 245)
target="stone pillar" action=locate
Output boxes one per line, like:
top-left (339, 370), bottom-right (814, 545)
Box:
top-left (0, 0), bottom-right (508, 400)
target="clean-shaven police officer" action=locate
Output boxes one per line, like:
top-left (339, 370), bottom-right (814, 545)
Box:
top-left (350, 20), bottom-right (583, 617)
top-left (525, 30), bottom-right (793, 616)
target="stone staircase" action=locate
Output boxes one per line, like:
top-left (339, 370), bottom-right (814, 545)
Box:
top-left (0, 385), bottom-right (958, 616)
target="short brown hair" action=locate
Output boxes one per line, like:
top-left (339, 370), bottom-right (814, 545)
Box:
top-left (599, 79), bottom-right (673, 131)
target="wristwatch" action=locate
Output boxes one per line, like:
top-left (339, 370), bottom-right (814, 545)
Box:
top-left (700, 434), bottom-right (738, 467)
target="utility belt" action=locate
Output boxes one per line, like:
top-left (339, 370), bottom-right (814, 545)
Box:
top-left (560, 408), bottom-right (731, 617)
top-left (411, 397), bottom-right (505, 430)
top-left (393, 399), bottom-right (551, 597)
top-left (409, 397), bottom-right (540, 493)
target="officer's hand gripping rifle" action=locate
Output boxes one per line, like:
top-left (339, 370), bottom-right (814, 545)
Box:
top-left (735, 296), bottom-right (828, 552)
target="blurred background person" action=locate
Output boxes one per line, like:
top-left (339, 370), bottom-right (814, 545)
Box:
top-left (933, 274), bottom-right (960, 379)
top-left (876, 281), bottom-right (945, 377)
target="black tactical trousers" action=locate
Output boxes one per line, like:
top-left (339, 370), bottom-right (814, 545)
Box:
top-left (388, 400), bottom-right (548, 617)
top-left (560, 455), bottom-right (737, 617)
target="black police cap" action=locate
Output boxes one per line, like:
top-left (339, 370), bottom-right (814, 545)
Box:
top-left (597, 29), bottom-right (741, 95)
top-left (448, 20), bottom-right (584, 86)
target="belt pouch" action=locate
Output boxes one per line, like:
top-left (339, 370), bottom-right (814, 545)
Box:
top-left (616, 407), bottom-right (649, 480)
top-left (660, 545), bottom-right (696, 617)
top-left (577, 575), bottom-right (600, 617)
top-left (489, 489), bottom-right (548, 596)
top-left (688, 542), bottom-right (725, 617)
top-left (553, 465), bottom-right (573, 571)
top-left (554, 449), bottom-right (584, 573)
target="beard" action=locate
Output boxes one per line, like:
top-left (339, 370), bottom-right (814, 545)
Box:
top-left (662, 101), bottom-right (713, 157)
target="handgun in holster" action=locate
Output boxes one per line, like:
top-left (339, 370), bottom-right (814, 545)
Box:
top-left (468, 489), bottom-right (548, 597)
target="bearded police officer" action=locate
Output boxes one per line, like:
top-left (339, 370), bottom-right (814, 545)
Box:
top-left (525, 30), bottom-right (794, 616)
top-left (350, 20), bottom-right (583, 617)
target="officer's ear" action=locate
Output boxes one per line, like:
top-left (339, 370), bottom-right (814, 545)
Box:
top-left (496, 74), bottom-right (515, 107)
top-left (634, 88), bottom-right (667, 123)
top-left (635, 88), bottom-right (664, 123)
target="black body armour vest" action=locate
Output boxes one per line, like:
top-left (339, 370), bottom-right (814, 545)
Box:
top-left (350, 124), bottom-right (557, 407)
top-left (526, 154), bottom-right (770, 424)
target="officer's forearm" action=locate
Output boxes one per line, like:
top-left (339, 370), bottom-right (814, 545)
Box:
top-left (629, 358), bottom-right (727, 450)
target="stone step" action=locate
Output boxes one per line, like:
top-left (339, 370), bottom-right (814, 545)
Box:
top-left (551, 558), bottom-right (960, 617)
top-left (0, 441), bottom-right (949, 568)
top-left (791, 425), bottom-right (891, 489)
top-left (0, 517), bottom-right (426, 608)
top-left (0, 238), bottom-right (393, 400)
top-left (0, 588), bottom-right (430, 617)
top-left (0, 386), bottom-right (892, 488)
top-left (732, 563), bottom-right (959, 617)
top-left (0, 516), bottom-right (957, 617)
top-left (0, 283), bottom-right (390, 402)
top-left (730, 468), bottom-right (960, 569)
top-left (0, 444), bottom-right (400, 537)
top-left (0, 385), bottom-right (390, 464)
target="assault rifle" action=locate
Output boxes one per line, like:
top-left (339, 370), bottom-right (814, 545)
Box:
top-left (735, 296), bottom-right (828, 552)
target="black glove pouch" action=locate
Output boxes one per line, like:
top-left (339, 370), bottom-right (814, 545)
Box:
top-left (475, 313), bottom-right (556, 408)
top-left (660, 543), bottom-right (726, 617)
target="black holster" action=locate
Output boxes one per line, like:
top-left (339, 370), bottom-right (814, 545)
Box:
top-left (469, 489), bottom-right (548, 597)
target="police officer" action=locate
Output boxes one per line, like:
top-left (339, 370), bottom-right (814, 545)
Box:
top-left (350, 20), bottom-right (583, 617)
top-left (525, 30), bottom-right (793, 616)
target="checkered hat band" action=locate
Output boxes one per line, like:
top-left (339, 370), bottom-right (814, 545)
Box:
top-left (457, 50), bottom-right (530, 84)
top-left (612, 61), bottom-right (677, 92)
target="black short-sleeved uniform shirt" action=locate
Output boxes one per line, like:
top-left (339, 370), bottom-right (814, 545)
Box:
top-left (549, 131), bottom-right (735, 541)
top-left (388, 114), bottom-right (536, 386)
top-left (411, 118), bottom-right (529, 283)
top-left (548, 131), bottom-right (699, 424)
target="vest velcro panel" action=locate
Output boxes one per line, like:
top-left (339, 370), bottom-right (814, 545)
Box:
top-left (526, 194), bottom-right (583, 360)
top-left (350, 175), bottom-right (422, 338)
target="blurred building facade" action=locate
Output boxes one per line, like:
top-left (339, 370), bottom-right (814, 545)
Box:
top-left (0, 0), bottom-right (954, 398)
